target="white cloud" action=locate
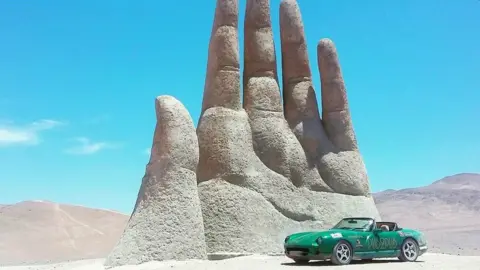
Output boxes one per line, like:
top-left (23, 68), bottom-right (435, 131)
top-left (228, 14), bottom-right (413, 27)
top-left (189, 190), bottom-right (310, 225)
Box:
top-left (65, 137), bottom-right (120, 155)
top-left (0, 119), bottom-right (64, 147)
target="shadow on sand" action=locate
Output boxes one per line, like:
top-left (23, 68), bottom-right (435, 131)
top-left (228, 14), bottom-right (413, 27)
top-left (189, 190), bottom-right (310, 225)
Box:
top-left (281, 259), bottom-right (425, 267)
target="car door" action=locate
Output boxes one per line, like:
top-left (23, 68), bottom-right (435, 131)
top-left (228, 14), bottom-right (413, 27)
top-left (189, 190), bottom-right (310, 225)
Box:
top-left (350, 231), bottom-right (376, 258)
top-left (373, 230), bottom-right (401, 256)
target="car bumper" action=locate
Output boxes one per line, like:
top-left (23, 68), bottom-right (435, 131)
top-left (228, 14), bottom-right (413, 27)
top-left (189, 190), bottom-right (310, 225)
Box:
top-left (284, 246), bottom-right (330, 261)
top-left (419, 245), bottom-right (428, 256)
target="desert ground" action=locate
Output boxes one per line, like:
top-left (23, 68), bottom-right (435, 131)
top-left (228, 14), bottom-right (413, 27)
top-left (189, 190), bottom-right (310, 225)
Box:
top-left (2, 254), bottom-right (480, 270)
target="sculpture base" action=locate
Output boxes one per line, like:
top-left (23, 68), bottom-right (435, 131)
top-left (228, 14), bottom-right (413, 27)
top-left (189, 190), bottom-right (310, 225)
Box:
top-left (199, 179), bottom-right (380, 255)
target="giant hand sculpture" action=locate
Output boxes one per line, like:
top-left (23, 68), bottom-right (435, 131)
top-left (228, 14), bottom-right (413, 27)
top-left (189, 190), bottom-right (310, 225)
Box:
top-left (105, 0), bottom-right (380, 268)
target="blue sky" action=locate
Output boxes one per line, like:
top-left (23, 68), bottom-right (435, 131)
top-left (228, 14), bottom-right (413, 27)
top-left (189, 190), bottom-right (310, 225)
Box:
top-left (0, 0), bottom-right (478, 214)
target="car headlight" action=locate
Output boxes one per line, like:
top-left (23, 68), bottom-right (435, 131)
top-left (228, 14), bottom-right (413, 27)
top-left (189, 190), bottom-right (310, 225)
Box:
top-left (316, 237), bottom-right (322, 245)
top-left (284, 236), bottom-right (290, 243)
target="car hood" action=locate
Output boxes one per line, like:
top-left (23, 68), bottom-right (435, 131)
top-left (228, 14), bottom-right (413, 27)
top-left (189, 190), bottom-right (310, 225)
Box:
top-left (286, 229), bottom-right (351, 245)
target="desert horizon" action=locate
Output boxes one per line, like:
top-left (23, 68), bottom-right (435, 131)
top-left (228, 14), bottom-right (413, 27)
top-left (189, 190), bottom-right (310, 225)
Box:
top-left (1, 172), bottom-right (479, 268)
top-left (4, 172), bottom-right (479, 215)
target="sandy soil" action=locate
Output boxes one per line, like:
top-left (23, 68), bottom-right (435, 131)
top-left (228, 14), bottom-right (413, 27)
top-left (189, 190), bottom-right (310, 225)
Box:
top-left (2, 254), bottom-right (480, 270)
top-left (0, 201), bottom-right (128, 266)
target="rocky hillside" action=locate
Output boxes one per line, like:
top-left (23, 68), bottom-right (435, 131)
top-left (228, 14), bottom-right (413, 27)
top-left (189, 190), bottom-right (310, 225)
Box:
top-left (374, 173), bottom-right (480, 255)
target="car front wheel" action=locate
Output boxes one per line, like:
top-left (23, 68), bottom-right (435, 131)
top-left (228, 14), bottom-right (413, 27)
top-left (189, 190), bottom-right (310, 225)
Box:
top-left (331, 240), bottom-right (353, 265)
top-left (398, 238), bottom-right (419, 262)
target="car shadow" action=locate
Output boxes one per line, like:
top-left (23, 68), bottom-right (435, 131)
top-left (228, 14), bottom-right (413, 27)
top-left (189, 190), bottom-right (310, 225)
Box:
top-left (281, 259), bottom-right (425, 267)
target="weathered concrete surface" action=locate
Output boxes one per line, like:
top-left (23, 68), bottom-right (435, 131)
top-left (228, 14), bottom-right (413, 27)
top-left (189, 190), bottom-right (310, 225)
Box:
top-left (197, 0), bottom-right (379, 256)
top-left (104, 96), bottom-right (207, 268)
top-left (199, 180), bottom-right (378, 255)
top-left (243, 0), bottom-right (331, 192)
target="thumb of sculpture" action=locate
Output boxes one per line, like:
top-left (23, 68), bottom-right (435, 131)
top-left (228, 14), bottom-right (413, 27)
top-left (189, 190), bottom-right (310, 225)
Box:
top-left (103, 96), bottom-right (207, 268)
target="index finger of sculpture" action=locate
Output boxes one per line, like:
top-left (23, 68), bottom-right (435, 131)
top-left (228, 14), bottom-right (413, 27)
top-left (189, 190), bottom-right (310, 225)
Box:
top-left (243, 0), bottom-right (282, 113)
top-left (317, 38), bottom-right (358, 151)
top-left (196, 0), bottom-right (255, 182)
top-left (200, 0), bottom-right (241, 115)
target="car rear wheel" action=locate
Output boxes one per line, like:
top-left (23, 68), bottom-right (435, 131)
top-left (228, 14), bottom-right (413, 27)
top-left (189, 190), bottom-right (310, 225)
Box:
top-left (331, 240), bottom-right (353, 265)
top-left (398, 238), bottom-right (419, 262)
top-left (293, 259), bottom-right (309, 264)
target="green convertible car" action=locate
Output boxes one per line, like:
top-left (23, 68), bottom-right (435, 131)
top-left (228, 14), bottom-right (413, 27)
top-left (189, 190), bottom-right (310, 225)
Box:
top-left (284, 217), bottom-right (428, 265)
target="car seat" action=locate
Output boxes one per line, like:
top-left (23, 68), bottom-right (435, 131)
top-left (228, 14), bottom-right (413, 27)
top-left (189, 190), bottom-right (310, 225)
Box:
top-left (380, 224), bottom-right (390, 231)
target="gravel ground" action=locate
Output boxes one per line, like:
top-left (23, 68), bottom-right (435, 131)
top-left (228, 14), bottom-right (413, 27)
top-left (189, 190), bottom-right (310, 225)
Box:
top-left (2, 253), bottom-right (480, 270)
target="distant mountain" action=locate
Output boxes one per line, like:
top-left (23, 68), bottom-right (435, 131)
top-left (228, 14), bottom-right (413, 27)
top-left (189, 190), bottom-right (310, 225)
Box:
top-left (375, 173), bottom-right (480, 213)
top-left (431, 173), bottom-right (480, 190)
top-left (374, 173), bottom-right (480, 255)
top-left (0, 200), bottom-right (128, 266)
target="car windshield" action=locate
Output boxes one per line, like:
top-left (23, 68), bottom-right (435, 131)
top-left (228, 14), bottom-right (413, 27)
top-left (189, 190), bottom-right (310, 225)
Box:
top-left (331, 218), bottom-right (373, 231)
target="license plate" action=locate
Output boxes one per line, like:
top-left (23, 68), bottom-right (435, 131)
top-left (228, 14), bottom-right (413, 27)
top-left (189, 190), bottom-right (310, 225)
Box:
top-left (289, 251), bottom-right (305, 256)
